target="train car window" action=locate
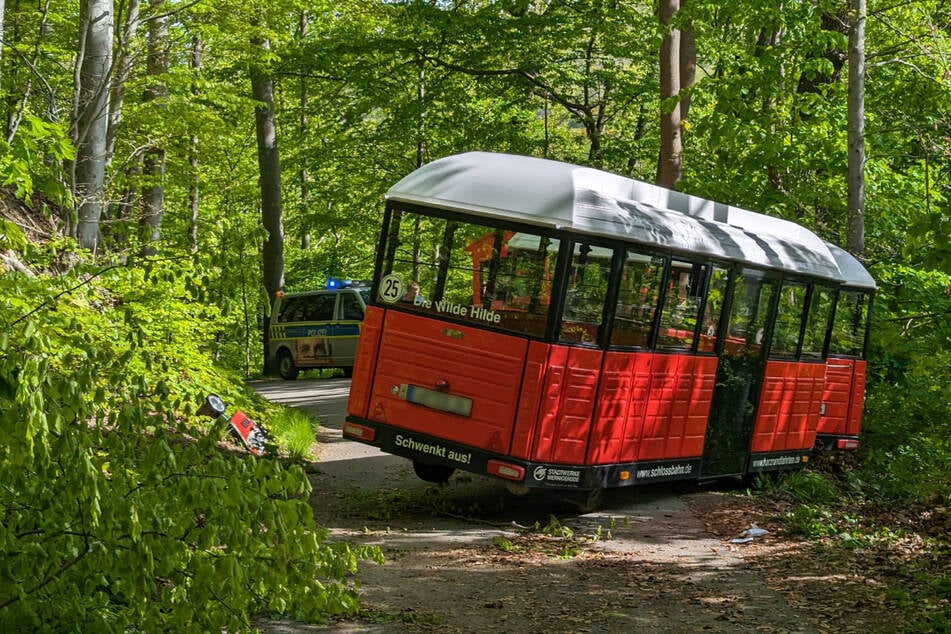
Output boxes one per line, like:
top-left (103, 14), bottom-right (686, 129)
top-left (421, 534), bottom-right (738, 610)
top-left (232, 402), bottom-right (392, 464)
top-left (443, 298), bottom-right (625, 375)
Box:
top-left (830, 290), bottom-right (870, 357)
top-left (560, 242), bottom-right (614, 345)
top-left (380, 209), bottom-right (559, 338)
top-left (698, 265), bottom-right (729, 352)
top-left (657, 261), bottom-right (707, 350)
top-left (771, 281), bottom-right (807, 357)
top-left (611, 251), bottom-right (664, 348)
top-left (802, 285), bottom-right (834, 358)
top-left (726, 271), bottom-right (776, 355)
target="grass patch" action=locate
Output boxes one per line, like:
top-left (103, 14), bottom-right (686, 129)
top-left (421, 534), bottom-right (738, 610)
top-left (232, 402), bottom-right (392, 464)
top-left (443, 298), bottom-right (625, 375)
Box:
top-left (266, 406), bottom-right (318, 460)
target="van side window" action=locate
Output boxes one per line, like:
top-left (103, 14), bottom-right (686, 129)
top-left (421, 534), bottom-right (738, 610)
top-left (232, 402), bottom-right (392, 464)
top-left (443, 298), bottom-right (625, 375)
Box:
top-left (278, 298), bottom-right (301, 323)
top-left (340, 293), bottom-right (364, 321)
top-left (307, 294), bottom-right (335, 321)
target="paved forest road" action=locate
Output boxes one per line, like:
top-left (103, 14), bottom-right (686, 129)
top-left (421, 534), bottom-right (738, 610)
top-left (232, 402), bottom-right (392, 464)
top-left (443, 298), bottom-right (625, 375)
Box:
top-left (252, 378), bottom-right (815, 634)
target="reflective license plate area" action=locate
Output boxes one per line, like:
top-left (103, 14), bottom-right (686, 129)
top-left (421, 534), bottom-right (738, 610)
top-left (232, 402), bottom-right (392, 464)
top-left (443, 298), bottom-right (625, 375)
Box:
top-left (399, 384), bottom-right (472, 417)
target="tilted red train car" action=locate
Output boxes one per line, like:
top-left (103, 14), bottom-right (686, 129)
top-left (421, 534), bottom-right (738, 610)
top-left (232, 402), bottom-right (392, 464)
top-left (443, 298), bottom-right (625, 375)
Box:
top-left (344, 153), bottom-right (875, 504)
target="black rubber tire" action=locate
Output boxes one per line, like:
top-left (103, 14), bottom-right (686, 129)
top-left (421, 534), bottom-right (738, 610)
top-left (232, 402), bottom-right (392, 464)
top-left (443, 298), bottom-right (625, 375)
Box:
top-left (564, 488), bottom-right (605, 514)
top-left (412, 460), bottom-right (455, 483)
top-left (277, 350), bottom-right (299, 380)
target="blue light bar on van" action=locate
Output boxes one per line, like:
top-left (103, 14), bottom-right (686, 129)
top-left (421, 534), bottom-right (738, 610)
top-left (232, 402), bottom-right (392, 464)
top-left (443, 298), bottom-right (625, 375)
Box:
top-left (327, 277), bottom-right (370, 289)
top-left (326, 278), bottom-right (371, 290)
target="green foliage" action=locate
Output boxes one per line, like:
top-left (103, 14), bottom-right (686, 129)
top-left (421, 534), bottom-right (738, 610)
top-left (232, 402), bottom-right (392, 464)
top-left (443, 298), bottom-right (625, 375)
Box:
top-left (0, 253), bottom-right (381, 631)
top-left (0, 116), bottom-right (74, 205)
top-left (753, 470), bottom-right (841, 505)
top-left (860, 264), bottom-right (951, 503)
top-left (781, 504), bottom-right (840, 539)
top-left (0, 220), bottom-right (27, 253)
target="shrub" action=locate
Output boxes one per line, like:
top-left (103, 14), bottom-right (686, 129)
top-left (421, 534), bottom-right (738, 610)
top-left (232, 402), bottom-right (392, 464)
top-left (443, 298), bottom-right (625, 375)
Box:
top-left (0, 255), bottom-right (380, 631)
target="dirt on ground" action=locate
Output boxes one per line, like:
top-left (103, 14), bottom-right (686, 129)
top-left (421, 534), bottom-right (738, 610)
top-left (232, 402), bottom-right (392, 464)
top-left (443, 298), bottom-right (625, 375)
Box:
top-left (255, 379), bottom-right (947, 634)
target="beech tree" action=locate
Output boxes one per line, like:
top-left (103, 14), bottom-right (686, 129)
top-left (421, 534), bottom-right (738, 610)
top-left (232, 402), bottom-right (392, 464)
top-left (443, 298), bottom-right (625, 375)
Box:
top-left (251, 35), bottom-right (285, 303)
top-left (657, 0), bottom-right (682, 187)
top-left (73, 0), bottom-right (114, 251)
top-left (846, 0), bottom-right (866, 258)
top-left (140, 0), bottom-right (169, 254)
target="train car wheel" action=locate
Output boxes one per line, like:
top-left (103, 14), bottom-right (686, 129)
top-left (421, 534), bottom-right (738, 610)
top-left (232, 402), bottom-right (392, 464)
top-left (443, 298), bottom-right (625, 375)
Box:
top-left (572, 488), bottom-right (605, 514)
top-left (505, 483), bottom-right (531, 496)
top-left (412, 460), bottom-right (455, 483)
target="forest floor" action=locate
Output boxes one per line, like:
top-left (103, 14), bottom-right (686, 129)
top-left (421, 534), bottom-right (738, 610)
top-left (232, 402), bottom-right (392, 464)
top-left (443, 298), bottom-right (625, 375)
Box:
top-left (255, 379), bottom-right (949, 634)
top-left (688, 489), bottom-right (951, 634)
top-left (275, 474), bottom-right (949, 634)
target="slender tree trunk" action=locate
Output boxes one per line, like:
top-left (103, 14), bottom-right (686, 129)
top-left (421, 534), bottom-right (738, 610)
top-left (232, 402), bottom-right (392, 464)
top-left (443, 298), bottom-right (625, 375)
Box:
top-left (847, 0), bottom-right (866, 258)
top-left (189, 34), bottom-right (202, 252)
top-left (679, 0), bottom-right (696, 122)
top-left (587, 122), bottom-right (603, 167)
top-left (416, 55), bottom-right (425, 168)
top-left (105, 0), bottom-right (139, 166)
top-left (298, 11), bottom-right (310, 250)
top-left (0, 0), bottom-right (5, 77)
top-left (74, 0), bottom-right (114, 251)
top-left (251, 37), bottom-right (285, 304)
top-left (7, 0), bottom-right (53, 144)
top-left (140, 0), bottom-right (168, 254)
top-left (656, 0), bottom-right (682, 188)
top-left (2, 0), bottom-right (16, 136)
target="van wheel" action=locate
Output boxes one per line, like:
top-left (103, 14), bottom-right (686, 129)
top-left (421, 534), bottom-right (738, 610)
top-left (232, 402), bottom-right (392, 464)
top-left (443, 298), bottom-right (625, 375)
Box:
top-left (412, 460), bottom-right (455, 483)
top-left (277, 350), bottom-right (299, 380)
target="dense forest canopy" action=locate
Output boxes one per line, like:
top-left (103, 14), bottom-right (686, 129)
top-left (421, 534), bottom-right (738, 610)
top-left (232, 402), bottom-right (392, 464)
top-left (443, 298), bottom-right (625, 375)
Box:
top-left (0, 0), bottom-right (949, 630)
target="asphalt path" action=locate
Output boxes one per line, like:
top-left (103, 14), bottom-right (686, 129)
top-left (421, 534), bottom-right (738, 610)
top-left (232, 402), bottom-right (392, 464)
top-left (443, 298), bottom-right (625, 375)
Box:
top-left (252, 377), bottom-right (816, 633)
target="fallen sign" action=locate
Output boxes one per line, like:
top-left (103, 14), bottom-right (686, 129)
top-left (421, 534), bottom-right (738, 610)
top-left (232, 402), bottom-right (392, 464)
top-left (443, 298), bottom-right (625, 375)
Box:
top-left (198, 393), bottom-right (269, 456)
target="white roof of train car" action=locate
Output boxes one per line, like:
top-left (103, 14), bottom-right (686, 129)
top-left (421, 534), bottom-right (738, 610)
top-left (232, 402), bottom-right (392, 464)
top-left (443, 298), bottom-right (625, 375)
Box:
top-left (386, 152), bottom-right (876, 290)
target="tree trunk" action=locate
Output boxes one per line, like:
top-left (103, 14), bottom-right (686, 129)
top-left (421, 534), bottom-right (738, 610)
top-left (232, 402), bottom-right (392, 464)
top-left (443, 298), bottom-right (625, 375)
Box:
top-left (846, 0), bottom-right (866, 258)
top-left (189, 33), bottom-right (202, 253)
top-left (678, 0), bottom-right (696, 123)
top-left (140, 0), bottom-right (168, 255)
top-left (6, 1), bottom-right (53, 144)
top-left (74, 0), bottom-right (114, 251)
top-left (298, 11), bottom-right (310, 250)
top-left (105, 0), bottom-right (139, 167)
top-left (0, 0), bottom-right (5, 77)
top-left (251, 37), bottom-right (285, 305)
top-left (416, 55), bottom-right (426, 168)
top-left (656, 0), bottom-right (682, 188)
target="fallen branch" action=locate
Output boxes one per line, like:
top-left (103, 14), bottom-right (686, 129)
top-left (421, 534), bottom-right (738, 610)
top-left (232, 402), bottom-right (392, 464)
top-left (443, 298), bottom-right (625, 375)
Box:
top-left (0, 250), bottom-right (35, 277)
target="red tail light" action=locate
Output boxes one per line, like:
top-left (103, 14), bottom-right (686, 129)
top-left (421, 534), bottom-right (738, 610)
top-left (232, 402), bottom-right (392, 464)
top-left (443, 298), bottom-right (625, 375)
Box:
top-left (343, 422), bottom-right (376, 442)
top-left (836, 438), bottom-right (859, 450)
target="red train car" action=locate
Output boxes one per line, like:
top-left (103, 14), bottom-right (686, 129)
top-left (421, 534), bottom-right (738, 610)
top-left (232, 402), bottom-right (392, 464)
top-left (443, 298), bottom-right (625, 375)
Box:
top-left (344, 152), bottom-right (874, 503)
